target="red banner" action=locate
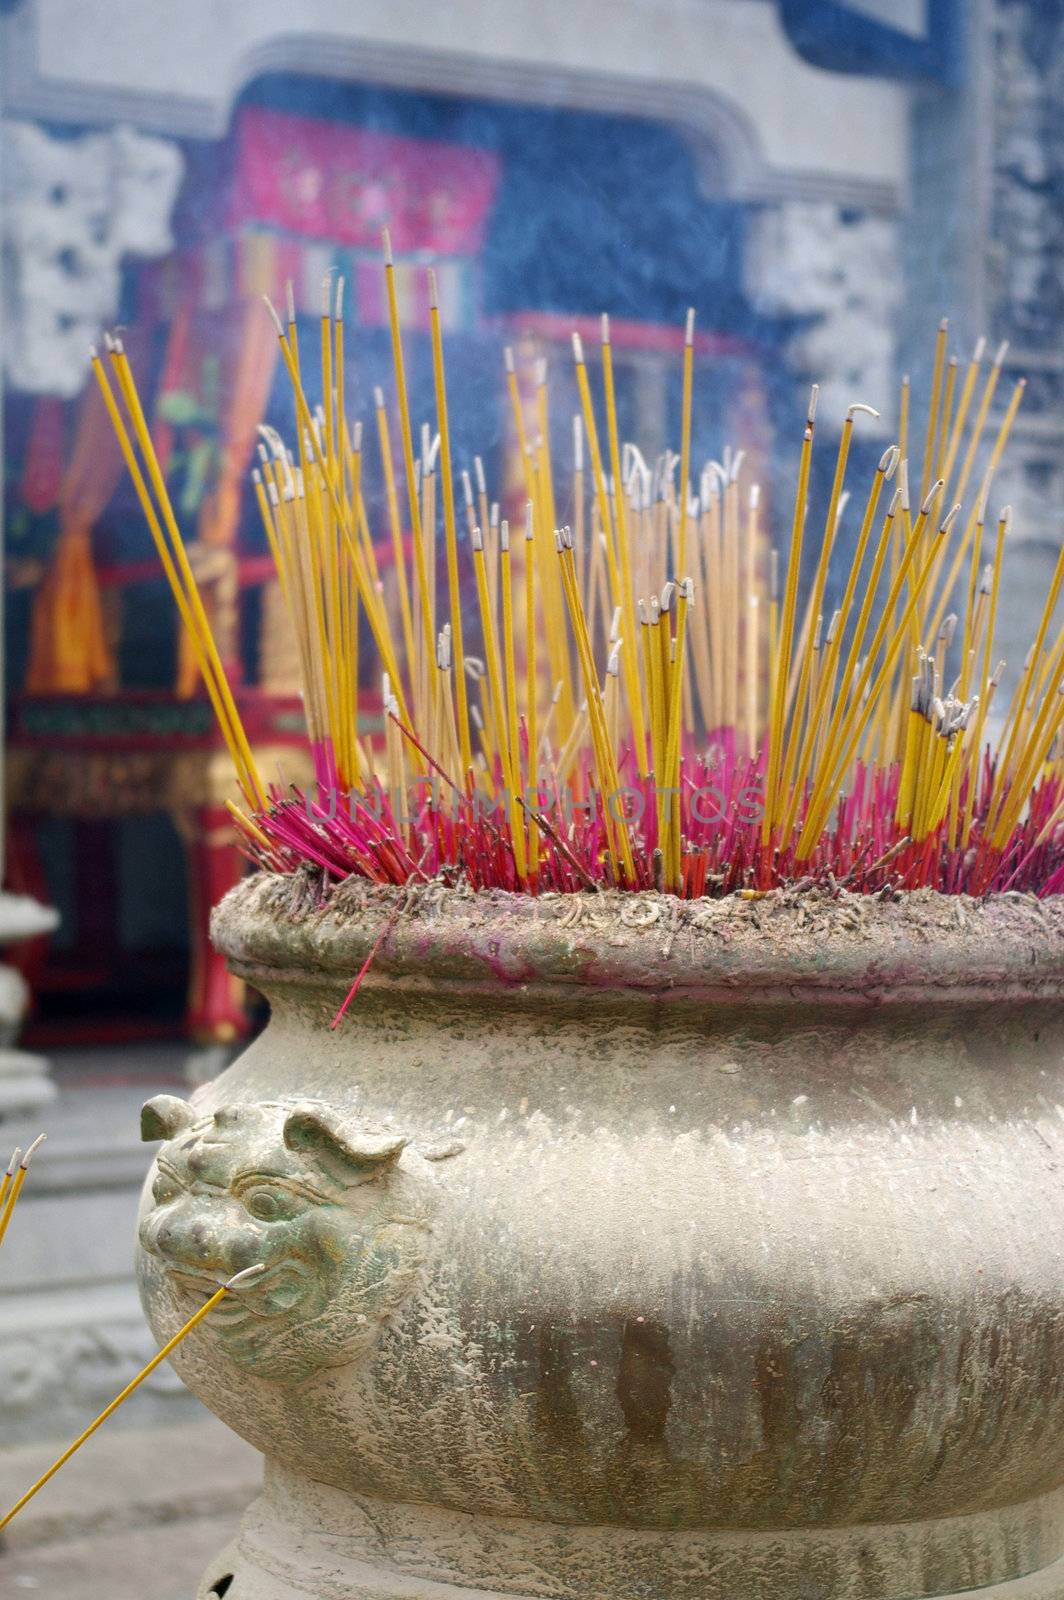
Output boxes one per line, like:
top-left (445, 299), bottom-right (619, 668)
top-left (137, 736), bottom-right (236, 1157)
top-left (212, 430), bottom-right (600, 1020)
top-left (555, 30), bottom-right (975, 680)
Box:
top-left (230, 107), bottom-right (501, 254)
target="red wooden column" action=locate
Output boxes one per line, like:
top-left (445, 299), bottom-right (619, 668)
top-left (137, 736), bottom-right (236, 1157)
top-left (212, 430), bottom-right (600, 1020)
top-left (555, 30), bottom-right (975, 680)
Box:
top-left (180, 801), bottom-right (248, 1045)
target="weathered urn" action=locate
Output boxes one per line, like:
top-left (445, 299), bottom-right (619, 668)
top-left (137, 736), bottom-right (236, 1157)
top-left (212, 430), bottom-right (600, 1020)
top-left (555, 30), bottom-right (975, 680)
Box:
top-left (136, 873), bottom-right (1064, 1600)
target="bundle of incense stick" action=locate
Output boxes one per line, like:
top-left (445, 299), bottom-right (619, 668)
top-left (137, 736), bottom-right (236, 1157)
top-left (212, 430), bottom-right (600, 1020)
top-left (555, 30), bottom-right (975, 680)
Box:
top-left (94, 251), bottom-right (1064, 898)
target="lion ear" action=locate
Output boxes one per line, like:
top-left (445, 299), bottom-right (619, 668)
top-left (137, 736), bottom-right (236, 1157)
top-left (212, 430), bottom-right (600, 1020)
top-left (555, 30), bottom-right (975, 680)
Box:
top-left (141, 1095), bottom-right (197, 1142)
top-left (283, 1105), bottom-right (407, 1184)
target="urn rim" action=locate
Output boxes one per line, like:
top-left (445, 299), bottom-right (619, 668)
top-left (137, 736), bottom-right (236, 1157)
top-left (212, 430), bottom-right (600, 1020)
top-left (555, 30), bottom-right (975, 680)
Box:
top-left (211, 872), bottom-right (1064, 1009)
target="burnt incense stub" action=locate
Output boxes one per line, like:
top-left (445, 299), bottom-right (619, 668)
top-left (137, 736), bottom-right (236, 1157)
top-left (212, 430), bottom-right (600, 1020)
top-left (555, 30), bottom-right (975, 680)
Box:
top-left (135, 876), bottom-right (1064, 1600)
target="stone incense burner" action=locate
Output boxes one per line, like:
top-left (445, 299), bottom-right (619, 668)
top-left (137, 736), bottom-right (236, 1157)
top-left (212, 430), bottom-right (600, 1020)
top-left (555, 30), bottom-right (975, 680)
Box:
top-left (136, 872), bottom-right (1064, 1600)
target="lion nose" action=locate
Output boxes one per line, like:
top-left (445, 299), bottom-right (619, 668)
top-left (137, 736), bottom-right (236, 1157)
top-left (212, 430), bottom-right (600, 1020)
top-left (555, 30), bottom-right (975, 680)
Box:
top-left (147, 1209), bottom-right (223, 1268)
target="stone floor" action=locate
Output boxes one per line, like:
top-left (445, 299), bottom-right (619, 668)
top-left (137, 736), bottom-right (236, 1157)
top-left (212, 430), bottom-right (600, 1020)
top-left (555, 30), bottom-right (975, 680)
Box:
top-left (0, 1415), bottom-right (261, 1597)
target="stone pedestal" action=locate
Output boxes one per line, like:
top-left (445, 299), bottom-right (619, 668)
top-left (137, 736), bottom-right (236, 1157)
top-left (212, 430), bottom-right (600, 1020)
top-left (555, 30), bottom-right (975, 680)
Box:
top-left (0, 889), bottom-right (58, 1118)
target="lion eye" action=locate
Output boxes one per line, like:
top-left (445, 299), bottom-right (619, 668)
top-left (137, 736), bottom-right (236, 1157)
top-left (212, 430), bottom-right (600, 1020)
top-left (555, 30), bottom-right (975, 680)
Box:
top-left (242, 1185), bottom-right (304, 1222)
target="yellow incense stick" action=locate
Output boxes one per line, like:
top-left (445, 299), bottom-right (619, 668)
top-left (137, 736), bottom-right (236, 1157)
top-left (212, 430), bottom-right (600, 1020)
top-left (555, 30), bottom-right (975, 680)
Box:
top-left (382, 232), bottom-right (434, 672)
top-left (0, 1134), bottom-right (45, 1251)
top-left (428, 269), bottom-right (472, 775)
top-left (0, 1264), bottom-right (268, 1532)
top-left (99, 347), bottom-right (266, 810)
top-left (600, 315), bottom-right (649, 776)
top-left (763, 391), bottom-right (817, 843)
top-left (0, 1146), bottom-right (20, 1215)
top-left (677, 309), bottom-right (695, 578)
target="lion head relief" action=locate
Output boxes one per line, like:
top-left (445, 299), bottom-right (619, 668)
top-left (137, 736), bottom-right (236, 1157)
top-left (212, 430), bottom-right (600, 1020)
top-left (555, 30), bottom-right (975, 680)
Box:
top-left (138, 1094), bottom-right (431, 1385)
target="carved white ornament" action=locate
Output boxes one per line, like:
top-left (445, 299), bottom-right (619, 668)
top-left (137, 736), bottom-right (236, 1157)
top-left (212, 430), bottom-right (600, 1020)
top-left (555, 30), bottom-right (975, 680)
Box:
top-left (745, 200), bottom-right (900, 430)
top-left (1, 119), bottom-right (184, 396)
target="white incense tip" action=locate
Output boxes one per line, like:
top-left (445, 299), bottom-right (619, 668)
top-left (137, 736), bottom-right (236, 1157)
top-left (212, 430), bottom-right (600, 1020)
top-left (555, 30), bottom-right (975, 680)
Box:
top-left (381, 228), bottom-right (393, 267)
top-left (606, 641), bottom-right (622, 676)
top-left (322, 273), bottom-right (333, 318)
top-left (103, 331), bottom-right (115, 352)
top-left (973, 335), bottom-right (986, 362)
top-left (848, 402), bottom-right (880, 422)
top-left (730, 449), bottom-right (746, 483)
top-left (263, 295), bottom-right (284, 337)
top-left (1001, 504), bottom-right (1013, 536)
top-left (562, 525), bottom-right (574, 551)
top-left (285, 281), bottom-right (295, 326)
top-left (879, 444), bottom-right (899, 477)
top-left (554, 530), bottom-right (564, 554)
top-left (898, 457), bottom-right (911, 511)
top-left (427, 270), bottom-right (441, 311)
top-left (89, 343), bottom-right (98, 360)
top-left (685, 307), bottom-right (695, 346)
top-left (939, 502), bottom-right (962, 536)
top-left (994, 339), bottom-right (1009, 366)
top-left (660, 580), bottom-right (676, 614)
top-left (113, 336), bottom-right (126, 355)
top-left (572, 331), bottom-right (585, 365)
top-left (490, 501), bottom-right (499, 529)
top-left (525, 500), bottom-right (534, 540)
top-left (226, 1263), bottom-right (268, 1291)
top-left (638, 599), bottom-right (648, 625)
top-left (20, 1133), bottom-right (46, 1169)
top-left (461, 469), bottom-right (473, 507)
top-left (534, 357), bottom-right (547, 388)
top-left (471, 525), bottom-right (483, 553)
top-left (921, 479), bottom-right (945, 516)
top-left (374, 385), bottom-right (384, 409)
top-left (335, 276), bottom-right (344, 320)
top-left (807, 384), bottom-right (819, 425)
top-left (939, 316), bottom-right (949, 333)
top-left (352, 420), bottom-right (363, 452)
top-left (573, 414), bottom-right (584, 472)
top-left (750, 483), bottom-right (761, 510)
top-left (5, 1148), bottom-right (21, 1177)
top-left (826, 609), bottom-right (841, 645)
top-left (499, 519), bottom-right (510, 553)
top-left (474, 456), bottom-right (486, 495)
top-left (610, 605), bottom-right (621, 643)
top-left (682, 575), bottom-right (695, 603)
top-left (503, 345), bottom-right (514, 374)
top-left (601, 312), bottom-right (610, 345)
top-left (888, 487), bottom-right (902, 516)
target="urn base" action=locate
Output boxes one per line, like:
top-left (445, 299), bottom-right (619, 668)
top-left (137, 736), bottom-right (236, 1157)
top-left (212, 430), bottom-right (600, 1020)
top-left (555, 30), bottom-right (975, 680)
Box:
top-left (196, 1469), bottom-right (1064, 1600)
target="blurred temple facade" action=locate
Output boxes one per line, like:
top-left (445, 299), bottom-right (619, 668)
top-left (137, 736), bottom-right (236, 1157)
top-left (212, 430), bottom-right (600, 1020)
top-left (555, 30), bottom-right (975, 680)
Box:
top-left (0, 0), bottom-right (1060, 1053)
